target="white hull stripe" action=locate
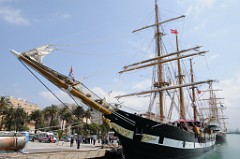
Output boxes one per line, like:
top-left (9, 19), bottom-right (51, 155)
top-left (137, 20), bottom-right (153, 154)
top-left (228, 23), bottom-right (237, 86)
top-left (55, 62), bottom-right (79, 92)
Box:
top-left (111, 122), bottom-right (215, 150)
top-left (161, 136), bottom-right (215, 149)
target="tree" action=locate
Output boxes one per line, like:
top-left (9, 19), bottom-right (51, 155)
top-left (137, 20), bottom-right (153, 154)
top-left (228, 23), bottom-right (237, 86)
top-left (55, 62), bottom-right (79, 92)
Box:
top-left (72, 106), bottom-right (84, 120)
top-left (59, 106), bottom-right (73, 133)
top-left (72, 105), bottom-right (85, 134)
top-left (42, 105), bottom-right (59, 130)
top-left (4, 105), bottom-right (28, 131)
top-left (82, 109), bottom-right (92, 124)
top-left (14, 106), bottom-right (28, 131)
top-left (0, 97), bottom-right (10, 130)
top-left (4, 107), bottom-right (15, 131)
top-left (99, 120), bottom-right (111, 138)
top-left (30, 109), bottom-right (43, 132)
top-left (88, 123), bottom-right (100, 135)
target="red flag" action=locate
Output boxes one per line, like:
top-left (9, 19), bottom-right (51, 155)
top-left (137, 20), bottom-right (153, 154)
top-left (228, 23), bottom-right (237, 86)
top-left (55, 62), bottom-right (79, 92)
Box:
top-left (170, 29), bottom-right (178, 34)
top-left (197, 88), bottom-right (201, 94)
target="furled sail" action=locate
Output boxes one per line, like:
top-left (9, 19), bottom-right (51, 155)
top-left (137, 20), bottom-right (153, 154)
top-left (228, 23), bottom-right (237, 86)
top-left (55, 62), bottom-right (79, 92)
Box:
top-left (22, 45), bottom-right (54, 63)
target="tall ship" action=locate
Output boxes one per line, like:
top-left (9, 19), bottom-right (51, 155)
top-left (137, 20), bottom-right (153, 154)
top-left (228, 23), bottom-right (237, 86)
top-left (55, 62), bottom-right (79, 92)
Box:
top-left (11, 1), bottom-right (217, 159)
top-left (200, 83), bottom-right (227, 144)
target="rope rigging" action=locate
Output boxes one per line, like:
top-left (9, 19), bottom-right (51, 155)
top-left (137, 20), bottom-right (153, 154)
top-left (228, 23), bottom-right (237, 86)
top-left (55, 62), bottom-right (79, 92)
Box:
top-left (19, 56), bottom-right (136, 126)
top-left (19, 59), bottom-right (69, 108)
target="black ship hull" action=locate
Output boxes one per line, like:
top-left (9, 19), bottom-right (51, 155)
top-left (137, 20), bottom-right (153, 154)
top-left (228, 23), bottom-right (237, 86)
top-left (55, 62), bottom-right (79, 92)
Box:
top-left (105, 109), bottom-right (216, 159)
top-left (216, 132), bottom-right (227, 144)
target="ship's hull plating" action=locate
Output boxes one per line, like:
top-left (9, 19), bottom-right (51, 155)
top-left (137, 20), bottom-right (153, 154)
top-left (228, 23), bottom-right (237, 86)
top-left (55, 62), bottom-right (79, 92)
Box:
top-left (119, 135), bottom-right (213, 159)
top-left (216, 132), bottom-right (227, 144)
top-left (105, 109), bottom-right (216, 159)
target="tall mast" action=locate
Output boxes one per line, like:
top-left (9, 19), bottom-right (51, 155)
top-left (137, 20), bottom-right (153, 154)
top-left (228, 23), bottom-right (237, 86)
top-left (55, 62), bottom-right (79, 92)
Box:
top-left (209, 82), bottom-right (218, 123)
top-left (155, 0), bottom-right (164, 121)
top-left (190, 59), bottom-right (197, 121)
top-left (175, 32), bottom-right (185, 119)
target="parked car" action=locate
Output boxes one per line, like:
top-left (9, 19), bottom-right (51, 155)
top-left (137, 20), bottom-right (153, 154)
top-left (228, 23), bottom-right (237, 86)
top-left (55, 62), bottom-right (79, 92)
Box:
top-left (35, 132), bottom-right (56, 143)
top-left (60, 135), bottom-right (71, 142)
top-left (29, 134), bottom-right (37, 142)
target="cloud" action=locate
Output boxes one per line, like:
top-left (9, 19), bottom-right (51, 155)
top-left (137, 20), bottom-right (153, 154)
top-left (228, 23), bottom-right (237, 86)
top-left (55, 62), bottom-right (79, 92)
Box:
top-left (177, 0), bottom-right (216, 31)
top-left (0, 0), bottom-right (17, 4)
top-left (132, 79), bottom-right (152, 91)
top-left (218, 73), bottom-right (240, 107)
top-left (39, 90), bottom-right (73, 104)
top-left (91, 87), bottom-right (107, 98)
top-left (193, 20), bottom-right (208, 31)
top-left (217, 72), bottom-right (240, 129)
top-left (0, 6), bottom-right (30, 25)
top-left (38, 86), bottom-right (150, 114)
top-left (207, 54), bottom-right (219, 63)
top-left (182, 0), bottom-right (216, 15)
top-left (60, 13), bottom-right (71, 19)
top-left (54, 13), bottom-right (72, 20)
top-left (89, 86), bottom-right (151, 113)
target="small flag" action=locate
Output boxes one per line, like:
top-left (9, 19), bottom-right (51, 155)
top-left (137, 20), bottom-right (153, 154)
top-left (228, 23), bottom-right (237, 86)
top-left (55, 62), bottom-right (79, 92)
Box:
top-left (170, 29), bottom-right (178, 34)
top-left (69, 66), bottom-right (75, 82)
top-left (197, 88), bottom-right (201, 94)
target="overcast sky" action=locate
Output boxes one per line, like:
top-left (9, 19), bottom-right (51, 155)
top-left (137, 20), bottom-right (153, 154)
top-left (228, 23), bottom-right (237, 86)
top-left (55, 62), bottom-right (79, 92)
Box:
top-left (0, 0), bottom-right (239, 130)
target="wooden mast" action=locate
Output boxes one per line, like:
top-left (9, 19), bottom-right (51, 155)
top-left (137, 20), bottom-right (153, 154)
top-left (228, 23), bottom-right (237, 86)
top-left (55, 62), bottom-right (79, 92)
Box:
top-left (209, 82), bottom-right (219, 123)
top-left (175, 32), bottom-right (185, 119)
top-left (190, 59), bottom-right (197, 121)
top-left (121, 2), bottom-right (185, 122)
top-left (155, 0), bottom-right (164, 121)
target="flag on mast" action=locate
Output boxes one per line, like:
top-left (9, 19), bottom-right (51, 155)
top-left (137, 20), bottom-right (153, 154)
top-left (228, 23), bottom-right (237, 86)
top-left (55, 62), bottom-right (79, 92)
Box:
top-left (69, 66), bottom-right (75, 82)
top-left (197, 88), bottom-right (201, 94)
top-left (170, 29), bottom-right (178, 34)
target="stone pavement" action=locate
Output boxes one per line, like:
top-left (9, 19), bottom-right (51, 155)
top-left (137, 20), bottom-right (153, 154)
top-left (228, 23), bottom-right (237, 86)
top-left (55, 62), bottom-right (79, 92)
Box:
top-left (0, 141), bottom-right (107, 159)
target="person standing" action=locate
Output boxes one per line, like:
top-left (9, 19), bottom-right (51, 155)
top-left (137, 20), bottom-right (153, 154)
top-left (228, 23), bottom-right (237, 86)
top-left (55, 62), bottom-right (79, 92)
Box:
top-left (70, 136), bottom-right (74, 147)
top-left (76, 136), bottom-right (81, 149)
top-left (93, 137), bottom-right (96, 145)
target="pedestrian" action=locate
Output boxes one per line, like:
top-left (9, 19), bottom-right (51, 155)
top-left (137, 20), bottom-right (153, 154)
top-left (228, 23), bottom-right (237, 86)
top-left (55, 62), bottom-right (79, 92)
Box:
top-left (70, 136), bottom-right (74, 147)
top-left (76, 136), bottom-right (81, 149)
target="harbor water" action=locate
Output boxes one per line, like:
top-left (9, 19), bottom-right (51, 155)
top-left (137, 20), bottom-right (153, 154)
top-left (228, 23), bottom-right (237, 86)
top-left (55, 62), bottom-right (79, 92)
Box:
top-left (195, 134), bottom-right (239, 159)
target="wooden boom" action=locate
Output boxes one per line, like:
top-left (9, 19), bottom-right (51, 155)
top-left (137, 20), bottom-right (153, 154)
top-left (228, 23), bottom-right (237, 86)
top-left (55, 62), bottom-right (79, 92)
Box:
top-left (11, 50), bottom-right (112, 115)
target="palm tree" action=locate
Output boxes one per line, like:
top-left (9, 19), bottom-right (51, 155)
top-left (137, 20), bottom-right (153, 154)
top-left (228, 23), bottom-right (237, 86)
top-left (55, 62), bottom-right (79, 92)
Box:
top-left (82, 109), bottom-right (92, 124)
top-left (0, 97), bottom-right (10, 130)
top-left (59, 106), bottom-right (73, 130)
top-left (4, 107), bottom-right (15, 131)
top-left (30, 109), bottom-right (43, 132)
top-left (72, 106), bottom-right (85, 120)
top-left (72, 105), bottom-right (85, 135)
top-left (99, 121), bottom-right (111, 138)
top-left (14, 106), bottom-right (27, 131)
top-left (43, 105), bottom-right (59, 130)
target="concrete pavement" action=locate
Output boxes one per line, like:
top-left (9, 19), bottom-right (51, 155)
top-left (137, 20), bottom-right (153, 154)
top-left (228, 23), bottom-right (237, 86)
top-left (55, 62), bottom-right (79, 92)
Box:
top-left (0, 141), bottom-right (107, 159)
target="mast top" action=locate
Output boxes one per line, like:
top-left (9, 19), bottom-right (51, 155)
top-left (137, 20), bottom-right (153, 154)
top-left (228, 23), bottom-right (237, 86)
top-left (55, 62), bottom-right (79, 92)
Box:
top-left (132, 15), bottom-right (185, 33)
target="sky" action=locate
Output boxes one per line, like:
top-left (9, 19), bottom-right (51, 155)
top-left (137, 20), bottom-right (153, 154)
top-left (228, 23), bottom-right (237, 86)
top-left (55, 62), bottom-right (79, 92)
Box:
top-left (0, 0), bottom-right (239, 130)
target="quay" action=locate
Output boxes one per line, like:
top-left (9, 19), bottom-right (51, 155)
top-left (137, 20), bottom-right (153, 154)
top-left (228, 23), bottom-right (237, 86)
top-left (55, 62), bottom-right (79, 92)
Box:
top-left (0, 141), bottom-right (121, 159)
